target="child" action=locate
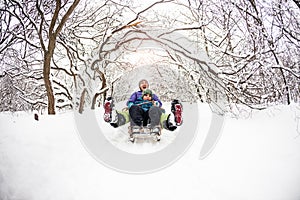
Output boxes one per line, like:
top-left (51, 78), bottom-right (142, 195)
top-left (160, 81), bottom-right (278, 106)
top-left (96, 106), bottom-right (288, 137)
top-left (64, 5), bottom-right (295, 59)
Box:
top-left (128, 88), bottom-right (158, 127)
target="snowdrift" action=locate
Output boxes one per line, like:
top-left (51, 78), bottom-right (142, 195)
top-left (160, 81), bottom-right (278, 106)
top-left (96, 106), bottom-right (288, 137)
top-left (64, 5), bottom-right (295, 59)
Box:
top-left (0, 103), bottom-right (300, 200)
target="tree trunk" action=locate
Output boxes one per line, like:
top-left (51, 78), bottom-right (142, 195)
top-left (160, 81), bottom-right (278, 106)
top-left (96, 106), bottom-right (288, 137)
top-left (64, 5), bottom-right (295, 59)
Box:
top-left (43, 54), bottom-right (55, 114)
top-left (43, 36), bottom-right (56, 115)
top-left (79, 88), bottom-right (87, 114)
top-left (91, 93), bottom-right (100, 110)
top-left (42, 0), bottom-right (81, 115)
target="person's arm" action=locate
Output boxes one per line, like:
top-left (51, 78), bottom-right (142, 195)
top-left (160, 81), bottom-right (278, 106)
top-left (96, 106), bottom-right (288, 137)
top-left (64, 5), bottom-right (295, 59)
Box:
top-left (152, 94), bottom-right (162, 107)
top-left (126, 92), bottom-right (137, 108)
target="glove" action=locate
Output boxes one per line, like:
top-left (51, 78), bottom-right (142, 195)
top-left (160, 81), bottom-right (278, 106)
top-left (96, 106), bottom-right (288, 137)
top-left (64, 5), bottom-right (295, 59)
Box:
top-left (153, 101), bottom-right (159, 107)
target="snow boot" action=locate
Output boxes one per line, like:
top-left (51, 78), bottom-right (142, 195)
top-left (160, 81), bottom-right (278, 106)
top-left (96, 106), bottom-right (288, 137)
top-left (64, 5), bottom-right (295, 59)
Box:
top-left (109, 110), bottom-right (119, 128)
top-left (150, 126), bottom-right (160, 135)
top-left (150, 125), bottom-right (161, 141)
top-left (129, 126), bottom-right (141, 143)
top-left (163, 114), bottom-right (177, 131)
top-left (131, 125), bottom-right (142, 134)
top-left (171, 99), bottom-right (183, 126)
top-left (103, 97), bottom-right (114, 122)
top-left (110, 110), bottom-right (129, 128)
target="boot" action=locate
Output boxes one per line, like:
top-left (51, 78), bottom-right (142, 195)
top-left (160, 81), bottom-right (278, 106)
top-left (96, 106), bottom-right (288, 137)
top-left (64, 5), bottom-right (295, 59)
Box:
top-left (171, 99), bottom-right (183, 126)
top-left (103, 97), bottom-right (113, 122)
top-left (163, 114), bottom-right (177, 131)
top-left (110, 111), bottom-right (127, 128)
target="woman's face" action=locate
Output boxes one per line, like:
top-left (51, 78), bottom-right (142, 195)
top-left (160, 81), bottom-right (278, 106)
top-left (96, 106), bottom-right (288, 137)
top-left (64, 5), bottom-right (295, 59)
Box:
top-left (139, 81), bottom-right (149, 91)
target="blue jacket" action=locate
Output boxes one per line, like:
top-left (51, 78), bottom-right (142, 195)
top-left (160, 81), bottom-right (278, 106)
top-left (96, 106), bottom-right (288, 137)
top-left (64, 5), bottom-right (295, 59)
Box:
top-left (127, 90), bottom-right (162, 111)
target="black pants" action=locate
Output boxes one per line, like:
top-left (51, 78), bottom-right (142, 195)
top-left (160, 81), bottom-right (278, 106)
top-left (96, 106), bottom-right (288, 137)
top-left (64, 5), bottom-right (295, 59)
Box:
top-left (129, 105), bottom-right (149, 126)
top-left (129, 105), bottom-right (162, 127)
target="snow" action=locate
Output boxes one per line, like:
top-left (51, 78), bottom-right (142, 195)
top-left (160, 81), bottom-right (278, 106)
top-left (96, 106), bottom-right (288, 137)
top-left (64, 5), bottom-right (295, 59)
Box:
top-left (97, 101), bottom-right (180, 154)
top-left (1, 103), bottom-right (300, 200)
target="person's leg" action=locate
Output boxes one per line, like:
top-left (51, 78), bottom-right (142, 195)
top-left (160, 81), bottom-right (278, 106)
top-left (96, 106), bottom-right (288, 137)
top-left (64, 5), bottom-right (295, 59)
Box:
top-left (129, 105), bottom-right (143, 126)
top-left (148, 106), bottom-right (163, 128)
top-left (171, 99), bottom-right (183, 126)
top-left (103, 97), bottom-right (113, 122)
top-left (110, 110), bottom-right (129, 128)
top-left (161, 113), bottom-right (177, 131)
top-left (142, 110), bottom-right (150, 126)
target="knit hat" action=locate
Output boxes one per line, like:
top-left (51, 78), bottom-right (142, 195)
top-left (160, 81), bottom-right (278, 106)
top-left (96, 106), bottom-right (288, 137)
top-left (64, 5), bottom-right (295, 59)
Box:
top-left (142, 89), bottom-right (152, 97)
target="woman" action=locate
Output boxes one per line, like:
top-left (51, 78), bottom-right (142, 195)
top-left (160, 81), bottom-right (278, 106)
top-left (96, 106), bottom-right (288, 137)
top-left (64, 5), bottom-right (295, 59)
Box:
top-left (104, 79), bottom-right (178, 131)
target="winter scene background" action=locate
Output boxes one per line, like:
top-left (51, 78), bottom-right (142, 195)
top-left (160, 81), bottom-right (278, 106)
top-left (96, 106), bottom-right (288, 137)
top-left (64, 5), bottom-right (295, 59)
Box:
top-left (1, 0), bottom-right (300, 200)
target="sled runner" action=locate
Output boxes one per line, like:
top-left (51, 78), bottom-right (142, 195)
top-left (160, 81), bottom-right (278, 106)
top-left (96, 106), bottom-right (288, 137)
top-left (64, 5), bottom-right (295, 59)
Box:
top-left (128, 125), bottom-right (162, 143)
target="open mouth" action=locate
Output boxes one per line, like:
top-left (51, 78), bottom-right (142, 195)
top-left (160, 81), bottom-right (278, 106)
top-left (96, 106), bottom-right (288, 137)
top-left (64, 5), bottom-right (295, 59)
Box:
top-left (142, 86), bottom-right (147, 89)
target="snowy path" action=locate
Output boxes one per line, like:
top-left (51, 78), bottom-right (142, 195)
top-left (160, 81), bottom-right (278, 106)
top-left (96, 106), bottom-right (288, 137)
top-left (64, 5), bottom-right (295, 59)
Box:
top-left (96, 101), bottom-right (183, 154)
top-left (0, 104), bottom-right (300, 200)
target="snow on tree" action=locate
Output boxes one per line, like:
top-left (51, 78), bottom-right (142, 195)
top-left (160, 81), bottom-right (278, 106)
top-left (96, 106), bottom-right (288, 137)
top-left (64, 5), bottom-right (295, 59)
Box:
top-left (0, 0), bottom-right (81, 114)
top-left (0, 0), bottom-right (299, 115)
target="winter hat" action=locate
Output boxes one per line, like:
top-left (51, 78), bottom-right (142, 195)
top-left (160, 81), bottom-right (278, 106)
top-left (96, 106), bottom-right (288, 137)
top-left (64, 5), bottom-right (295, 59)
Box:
top-left (142, 89), bottom-right (152, 97)
top-left (138, 79), bottom-right (149, 90)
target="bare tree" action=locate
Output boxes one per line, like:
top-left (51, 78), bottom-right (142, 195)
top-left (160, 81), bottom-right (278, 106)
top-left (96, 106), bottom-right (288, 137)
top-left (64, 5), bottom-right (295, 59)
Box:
top-left (181, 0), bottom-right (300, 110)
top-left (103, 0), bottom-right (299, 112)
top-left (1, 0), bottom-right (299, 115)
top-left (0, 0), bottom-right (80, 114)
top-left (42, 0), bottom-right (80, 114)
top-left (62, 0), bottom-right (131, 112)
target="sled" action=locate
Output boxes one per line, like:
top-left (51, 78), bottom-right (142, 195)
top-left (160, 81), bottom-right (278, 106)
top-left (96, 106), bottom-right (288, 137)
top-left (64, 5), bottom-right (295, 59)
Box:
top-left (128, 125), bottom-right (162, 143)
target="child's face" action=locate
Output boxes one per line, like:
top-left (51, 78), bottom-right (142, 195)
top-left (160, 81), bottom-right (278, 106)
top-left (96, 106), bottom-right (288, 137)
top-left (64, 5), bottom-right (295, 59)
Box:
top-left (143, 94), bottom-right (152, 101)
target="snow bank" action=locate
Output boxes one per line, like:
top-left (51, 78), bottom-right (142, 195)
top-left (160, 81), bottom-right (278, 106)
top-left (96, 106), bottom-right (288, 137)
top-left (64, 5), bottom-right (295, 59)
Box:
top-left (0, 104), bottom-right (300, 200)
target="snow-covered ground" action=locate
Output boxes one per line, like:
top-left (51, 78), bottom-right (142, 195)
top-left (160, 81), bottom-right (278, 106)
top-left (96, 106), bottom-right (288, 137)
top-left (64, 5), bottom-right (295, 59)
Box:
top-left (96, 101), bottom-right (181, 154)
top-left (0, 103), bottom-right (300, 200)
